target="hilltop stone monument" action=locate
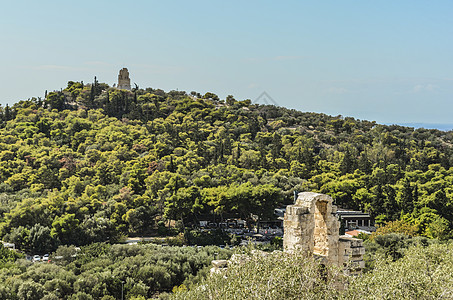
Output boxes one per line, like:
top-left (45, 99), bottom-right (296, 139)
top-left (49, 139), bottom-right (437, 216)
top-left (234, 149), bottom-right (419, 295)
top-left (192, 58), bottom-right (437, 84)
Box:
top-left (117, 68), bottom-right (131, 90)
top-left (284, 192), bottom-right (365, 275)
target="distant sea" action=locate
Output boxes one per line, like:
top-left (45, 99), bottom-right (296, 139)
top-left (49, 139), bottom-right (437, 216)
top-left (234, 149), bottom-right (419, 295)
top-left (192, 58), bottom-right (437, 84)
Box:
top-left (389, 123), bottom-right (453, 132)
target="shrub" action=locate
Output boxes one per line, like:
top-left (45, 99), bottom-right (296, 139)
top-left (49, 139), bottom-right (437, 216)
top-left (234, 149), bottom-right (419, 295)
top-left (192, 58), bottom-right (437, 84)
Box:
top-left (171, 251), bottom-right (345, 299)
top-left (172, 243), bottom-right (453, 300)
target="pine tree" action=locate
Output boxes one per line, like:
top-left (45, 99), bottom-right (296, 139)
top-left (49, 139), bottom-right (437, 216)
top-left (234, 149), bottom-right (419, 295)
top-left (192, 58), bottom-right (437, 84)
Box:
top-left (4, 104), bottom-right (11, 121)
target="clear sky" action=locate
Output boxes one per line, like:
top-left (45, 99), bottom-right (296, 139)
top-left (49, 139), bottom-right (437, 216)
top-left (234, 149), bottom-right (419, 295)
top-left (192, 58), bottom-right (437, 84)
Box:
top-left (1, 0), bottom-right (452, 126)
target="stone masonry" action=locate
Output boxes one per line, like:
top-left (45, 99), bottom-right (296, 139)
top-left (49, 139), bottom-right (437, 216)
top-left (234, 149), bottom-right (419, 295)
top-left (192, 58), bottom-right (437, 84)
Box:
top-left (284, 192), bottom-right (365, 274)
top-left (117, 68), bottom-right (131, 90)
top-left (339, 236), bottom-right (366, 275)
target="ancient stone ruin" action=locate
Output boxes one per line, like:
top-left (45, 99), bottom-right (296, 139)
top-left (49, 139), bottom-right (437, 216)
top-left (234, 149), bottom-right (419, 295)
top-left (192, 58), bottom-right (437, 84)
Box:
top-left (284, 192), bottom-right (365, 275)
top-left (117, 67), bottom-right (131, 90)
top-left (210, 192), bottom-right (365, 276)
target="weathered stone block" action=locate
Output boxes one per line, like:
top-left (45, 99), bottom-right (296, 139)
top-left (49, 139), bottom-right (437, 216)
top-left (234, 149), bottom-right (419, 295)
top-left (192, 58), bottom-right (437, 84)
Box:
top-left (350, 239), bottom-right (363, 247)
top-left (351, 247), bottom-right (365, 255)
top-left (211, 260), bottom-right (228, 268)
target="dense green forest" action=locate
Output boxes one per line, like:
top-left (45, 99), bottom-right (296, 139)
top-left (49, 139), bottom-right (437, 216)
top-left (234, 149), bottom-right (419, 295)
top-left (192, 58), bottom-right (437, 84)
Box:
top-left (1, 79), bottom-right (453, 255)
top-left (2, 80), bottom-right (453, 299)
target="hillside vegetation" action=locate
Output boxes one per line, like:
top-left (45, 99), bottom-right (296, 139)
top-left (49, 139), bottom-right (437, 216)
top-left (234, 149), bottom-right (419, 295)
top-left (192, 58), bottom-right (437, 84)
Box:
top-left (171, 241), bottom-right (453, 300)
top-left (0, 243), bottom-right (232, 299)
top-left (1, 80), bottom-right (453, 254)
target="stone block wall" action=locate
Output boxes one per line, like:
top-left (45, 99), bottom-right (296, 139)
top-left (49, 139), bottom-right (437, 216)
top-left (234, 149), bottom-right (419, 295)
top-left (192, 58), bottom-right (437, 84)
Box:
top-left (339, 236), bottom-right (366, 275)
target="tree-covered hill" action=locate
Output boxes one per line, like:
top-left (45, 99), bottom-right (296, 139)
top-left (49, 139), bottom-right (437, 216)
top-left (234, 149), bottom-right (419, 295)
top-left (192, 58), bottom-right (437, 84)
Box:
top-left (1, 79), bottom-right (453, 252)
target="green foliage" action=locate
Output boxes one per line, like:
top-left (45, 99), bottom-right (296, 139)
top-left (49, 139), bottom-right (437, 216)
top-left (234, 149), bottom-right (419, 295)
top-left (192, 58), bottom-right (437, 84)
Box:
top-left (1, 81), bottom-right (453, 250)
top-left (172, 242), bottom-right (453, 299)
top-left (346, 243), bottom-right (453, 299)
top-left (372, 233), bottom-right (410, 261)
top-left (185, 229), bottom-right (235, 246)
top-left (0, 243), bottom-right (24, 265)
top-left (3, 82), bottom-right (453, 299)
top-left (29, 224), bottom-right (59, 254)
top-left (270, 236), bottom-right (283, 249)
top-left (51, 214), bottom-right (80, 245)
top-left (18, 280), bottom-right (45, 300)
top-left (0, 244), bottom-right (232, 299)
top-left (171, 250), bottom-right (345, 299)
top-left (363, 233), bottom-right (433, 270)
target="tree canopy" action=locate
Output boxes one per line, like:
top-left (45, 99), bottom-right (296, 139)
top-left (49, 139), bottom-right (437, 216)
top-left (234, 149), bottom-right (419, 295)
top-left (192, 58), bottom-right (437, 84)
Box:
top-left (1, 79), bottom-right (453, 253)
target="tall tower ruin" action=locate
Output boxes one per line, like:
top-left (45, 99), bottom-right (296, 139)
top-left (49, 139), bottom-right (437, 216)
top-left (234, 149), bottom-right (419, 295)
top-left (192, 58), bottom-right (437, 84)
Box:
top-left (117, 68), bottom-right (131, 90)
top-left (284, 192), bottom-right (365, 275)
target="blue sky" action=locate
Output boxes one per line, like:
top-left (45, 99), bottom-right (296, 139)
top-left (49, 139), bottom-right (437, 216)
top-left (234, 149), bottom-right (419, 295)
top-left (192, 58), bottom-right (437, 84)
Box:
top-left (1, 0), bottom-right (453, 126)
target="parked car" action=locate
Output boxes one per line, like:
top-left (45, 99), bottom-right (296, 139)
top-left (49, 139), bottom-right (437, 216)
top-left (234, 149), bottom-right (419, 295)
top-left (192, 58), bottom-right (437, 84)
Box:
top-left (32, 255), bottom-right (41, 262)
top-left (42, 254), bottom-right (49, 262)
